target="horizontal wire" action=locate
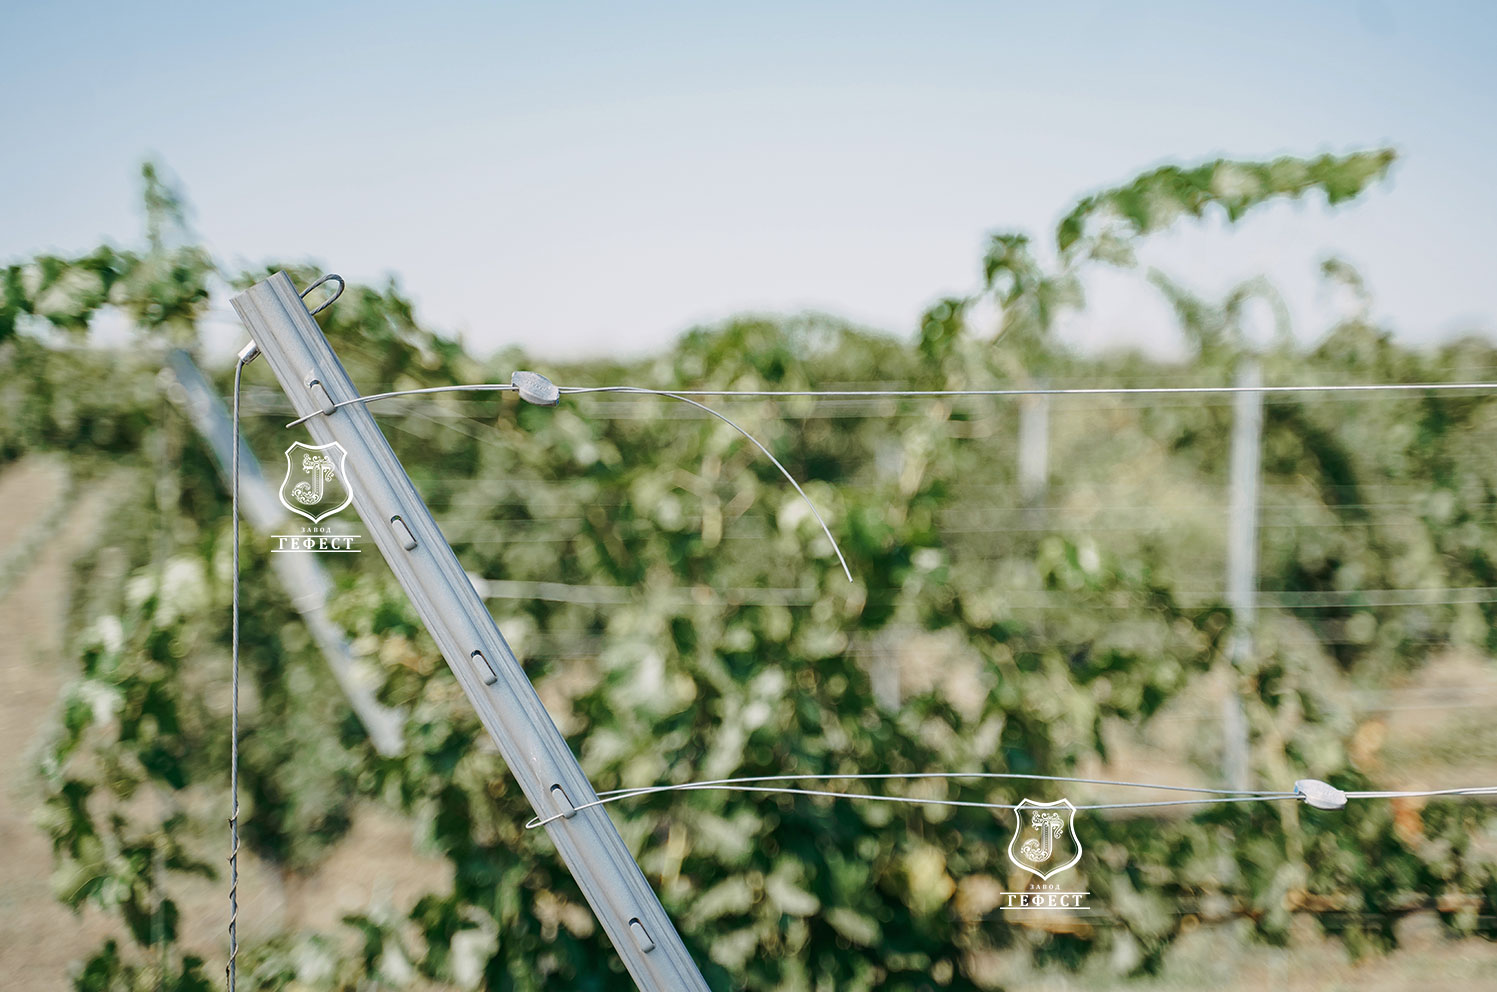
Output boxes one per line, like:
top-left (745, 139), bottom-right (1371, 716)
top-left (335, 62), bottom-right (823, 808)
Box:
top-left (462, 566), bottom-right (1497, 606)
top-left (428, 497), bottom-right (1494, 520)
top-left (286, 383), bottom-right (515, 427)
top-left (771, 367), bottom-right (1497, 388)
top-left (522, 772), bottom-right (1497, 830)
top-left (559, 382), bottom-right (1497, 400)
top-left (526, 773), bottom-right (1300, 829)
top-left (284, 378), bottom-right (1497, 430)
top-left (364, 393), bottom-right (1497, 422)
top-left (592, 771), bottom-right (1285, 797)
top-left (1344, 786), bottom-right (1497, 800)
top-left (410, 486), bottom-right (1491, 507)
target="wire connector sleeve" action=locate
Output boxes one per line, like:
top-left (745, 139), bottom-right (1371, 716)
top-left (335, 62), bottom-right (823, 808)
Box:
top-left (512, 370), bottom-right (560, 406)
top-left (1295, 778), bottom-right (1349, 810)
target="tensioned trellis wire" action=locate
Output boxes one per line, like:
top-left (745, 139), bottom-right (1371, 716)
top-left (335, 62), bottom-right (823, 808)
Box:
top-left (525, 774), bottom-right (1497, 830)
top-left (285, 378), bottom-right (1497, 429)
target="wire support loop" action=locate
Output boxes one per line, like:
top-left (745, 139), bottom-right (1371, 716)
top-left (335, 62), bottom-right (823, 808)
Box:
top-left (299, 273), bottom-right (345, 317)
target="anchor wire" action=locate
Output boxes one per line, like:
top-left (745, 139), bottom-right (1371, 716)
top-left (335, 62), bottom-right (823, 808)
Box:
top-left (227, 353), bottom-right (249, 992)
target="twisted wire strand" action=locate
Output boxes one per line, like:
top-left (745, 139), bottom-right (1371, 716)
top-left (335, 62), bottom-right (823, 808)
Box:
top-left (227, 355), bottom-right (248, 992)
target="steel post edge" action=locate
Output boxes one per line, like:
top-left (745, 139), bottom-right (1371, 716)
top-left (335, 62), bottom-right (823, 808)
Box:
top-left (231, 271), bottom-right (709, 992)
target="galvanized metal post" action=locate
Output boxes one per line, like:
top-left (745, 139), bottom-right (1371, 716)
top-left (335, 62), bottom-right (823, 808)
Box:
top-left (232, 272), bottom-right (709, 992)
top-left (869, 630), bottom-right (901, 711)
top-left (1017, 389), bottom-right (1049, 507)
top-left (1223, 359), bottom-right (1262, 792)
top-left (1018, 386), bottom-right (1050, 539)
top-left (165, 350), bottom-right (404, 756)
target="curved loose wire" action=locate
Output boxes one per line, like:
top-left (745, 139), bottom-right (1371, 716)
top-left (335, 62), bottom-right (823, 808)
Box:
top-left (287, 384), bottom-right (854, 582)
top-left (563, 386), bottom-right (852, 582)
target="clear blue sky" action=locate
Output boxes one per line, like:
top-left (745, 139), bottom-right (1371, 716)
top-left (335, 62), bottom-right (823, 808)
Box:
top-left (3, 1), bottom-right (1494, 359)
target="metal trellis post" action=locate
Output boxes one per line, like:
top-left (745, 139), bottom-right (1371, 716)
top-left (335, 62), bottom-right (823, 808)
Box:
top-left (232, 272), bottom-right (710, 992)
top-left (1223, 359), bottom-right (1263, 792)
top-left (1017, 388), bottom-right (1049, 507)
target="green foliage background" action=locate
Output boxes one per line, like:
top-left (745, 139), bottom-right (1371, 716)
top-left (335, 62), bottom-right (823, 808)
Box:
top-left (3, 151), bottom-right (1496, 991)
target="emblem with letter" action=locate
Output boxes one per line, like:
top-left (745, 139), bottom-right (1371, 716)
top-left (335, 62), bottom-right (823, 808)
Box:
top-left (1000, 797), bottom-right (1089, 911)
top-left (272, 441), bottom-right (360, 554)
top-left (1007, 797), bottom-right (1082, 880)
top-left (279, 441), bottom-right (353, 524)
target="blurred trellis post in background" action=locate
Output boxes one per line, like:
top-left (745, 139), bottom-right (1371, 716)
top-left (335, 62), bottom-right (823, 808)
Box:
top-left (1224, 358), bottom-right (1264, 791)
top-left (164, 349), bottom-right (404, 755)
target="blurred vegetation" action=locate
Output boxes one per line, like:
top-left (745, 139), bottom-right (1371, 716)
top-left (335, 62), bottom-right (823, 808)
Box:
top-left (4, 149), bottom-right (1496, 992)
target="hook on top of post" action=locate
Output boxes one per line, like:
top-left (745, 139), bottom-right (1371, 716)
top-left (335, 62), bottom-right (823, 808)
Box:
top-left (300, 273), bottom-right (345, 317)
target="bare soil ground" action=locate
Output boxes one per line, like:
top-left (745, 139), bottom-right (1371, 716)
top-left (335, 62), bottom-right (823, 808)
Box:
top-left (0, 457), bottom-right (448, 990)
top-left (0, 456), bottom-right (120, 990)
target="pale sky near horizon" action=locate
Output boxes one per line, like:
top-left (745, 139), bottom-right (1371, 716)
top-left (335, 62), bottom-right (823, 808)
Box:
top-left (2, 1), bottom-right (1494, 362)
